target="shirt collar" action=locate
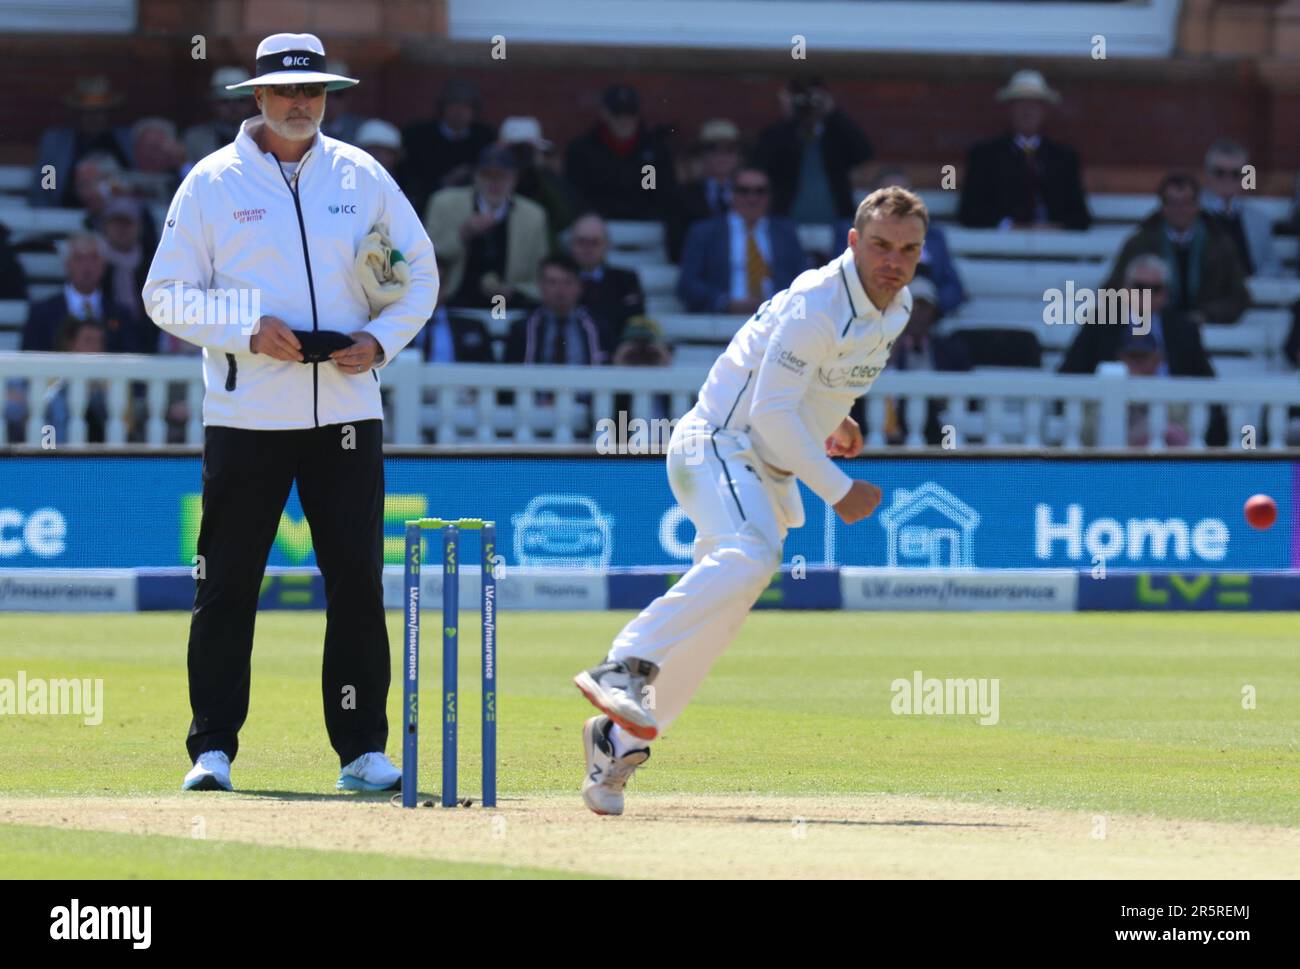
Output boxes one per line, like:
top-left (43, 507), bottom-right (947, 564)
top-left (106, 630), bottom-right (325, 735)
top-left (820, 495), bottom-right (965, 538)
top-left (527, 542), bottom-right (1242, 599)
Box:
top-left (1014, 134), bottom-right (1041, 151)
top-left (729, 212), bottom-right (768, 234)
top-left (476, 193), bottom-right (510, 220)
top-left (64, 284), bottom-right (101, 316)
top-left (237, 117), bottom-right (321, 177)
top-left (836, 248), bottom-right (909, 320)
top-left (439, 121), bottom-right (470, 141)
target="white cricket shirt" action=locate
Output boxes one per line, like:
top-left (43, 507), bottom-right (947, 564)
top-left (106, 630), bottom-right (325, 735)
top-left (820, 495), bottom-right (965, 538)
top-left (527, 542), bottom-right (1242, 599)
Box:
top-left (694, 247), bottom-right (912, 505)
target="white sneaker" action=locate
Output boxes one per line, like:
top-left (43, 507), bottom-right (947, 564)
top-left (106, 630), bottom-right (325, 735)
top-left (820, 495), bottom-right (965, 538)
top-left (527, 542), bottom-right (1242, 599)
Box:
top-left (581, 715), bottom-right (650, 816)
top-left (182, 751), bottom-right (233, 792)
top-left (337, 751), bottom-right (402, 791)
top-left (574, 657), bottom-right (660, 741)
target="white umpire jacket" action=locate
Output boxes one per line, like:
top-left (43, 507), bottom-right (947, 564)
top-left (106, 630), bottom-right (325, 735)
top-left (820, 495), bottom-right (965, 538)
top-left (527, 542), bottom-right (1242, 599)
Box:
top-left (142, 117), bottom-right (438, 430)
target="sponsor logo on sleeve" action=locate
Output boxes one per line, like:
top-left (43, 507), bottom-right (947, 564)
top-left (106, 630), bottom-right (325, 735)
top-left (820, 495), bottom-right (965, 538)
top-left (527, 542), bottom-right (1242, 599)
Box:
top-left (769, 338), bottom-right (808, 376)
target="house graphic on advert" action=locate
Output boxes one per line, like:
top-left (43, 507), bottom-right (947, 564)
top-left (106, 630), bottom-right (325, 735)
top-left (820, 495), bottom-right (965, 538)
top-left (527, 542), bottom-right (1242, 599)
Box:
top-left (879, 483), bottom-right (981, 568)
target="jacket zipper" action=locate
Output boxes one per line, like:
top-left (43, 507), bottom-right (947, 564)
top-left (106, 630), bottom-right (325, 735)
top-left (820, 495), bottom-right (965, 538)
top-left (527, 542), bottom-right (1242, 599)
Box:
top-left (277, 158), bottom-right (321, 428)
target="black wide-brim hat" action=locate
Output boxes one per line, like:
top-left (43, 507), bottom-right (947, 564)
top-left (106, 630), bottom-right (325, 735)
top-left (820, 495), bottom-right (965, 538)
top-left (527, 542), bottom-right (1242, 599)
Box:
top-left (226, 32), bottom-right (358, 93)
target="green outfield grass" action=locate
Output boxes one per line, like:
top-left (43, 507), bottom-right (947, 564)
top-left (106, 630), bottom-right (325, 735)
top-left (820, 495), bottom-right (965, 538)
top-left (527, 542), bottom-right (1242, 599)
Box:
top-left (0, 824), bottom-right (583, 879)
top-left (2, 610), bottom-right (1298, 876)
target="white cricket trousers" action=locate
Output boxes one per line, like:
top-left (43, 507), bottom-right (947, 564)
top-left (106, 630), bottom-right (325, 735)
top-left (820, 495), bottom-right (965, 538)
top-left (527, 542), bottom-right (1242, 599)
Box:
top-left (608, 407), bottom-right (797, 736)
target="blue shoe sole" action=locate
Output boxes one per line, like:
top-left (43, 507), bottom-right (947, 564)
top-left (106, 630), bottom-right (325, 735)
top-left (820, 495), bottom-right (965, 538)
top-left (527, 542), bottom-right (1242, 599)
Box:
top-left (336, 774), bottom-right (401, 792)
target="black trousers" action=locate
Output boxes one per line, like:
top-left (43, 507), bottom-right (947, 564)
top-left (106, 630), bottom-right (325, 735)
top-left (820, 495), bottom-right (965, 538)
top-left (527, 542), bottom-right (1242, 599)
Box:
top-left (185, 420), bottom-right (389, 767)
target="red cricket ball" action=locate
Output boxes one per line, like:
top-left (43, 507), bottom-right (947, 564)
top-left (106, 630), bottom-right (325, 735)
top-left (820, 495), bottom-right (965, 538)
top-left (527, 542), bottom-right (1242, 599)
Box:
top-left (1244, 494), bottom-right (1277, 530)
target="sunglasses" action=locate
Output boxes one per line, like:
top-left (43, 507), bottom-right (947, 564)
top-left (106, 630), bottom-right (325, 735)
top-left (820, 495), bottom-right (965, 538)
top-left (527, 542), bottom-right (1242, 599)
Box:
top-left (1209, 165), bottom-right (1240, 179)
top-left (733, 184), bottom-right (770, 196)
top-left (1134, 283), bottom-right (1166, 293)
top-left (572, 236), bottom-right (605, 245)
top-left (269, 84), bottom-right (326, 99)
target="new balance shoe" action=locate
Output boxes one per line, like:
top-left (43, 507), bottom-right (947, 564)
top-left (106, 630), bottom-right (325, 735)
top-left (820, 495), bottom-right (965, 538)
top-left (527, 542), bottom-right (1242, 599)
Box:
top-left (573, 657), bottom-right (660, 741)
top-left (581, 715), bottom-right (650, 816)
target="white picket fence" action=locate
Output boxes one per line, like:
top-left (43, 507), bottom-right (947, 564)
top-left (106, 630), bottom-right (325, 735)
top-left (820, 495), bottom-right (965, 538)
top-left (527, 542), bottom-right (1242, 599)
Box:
top-left (2, 350), bottom-right (1297, 449)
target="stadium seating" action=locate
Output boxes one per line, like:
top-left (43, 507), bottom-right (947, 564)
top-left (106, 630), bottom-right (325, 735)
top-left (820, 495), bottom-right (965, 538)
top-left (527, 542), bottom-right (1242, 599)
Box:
top-left (0, 179), bottom-right (1296, 437)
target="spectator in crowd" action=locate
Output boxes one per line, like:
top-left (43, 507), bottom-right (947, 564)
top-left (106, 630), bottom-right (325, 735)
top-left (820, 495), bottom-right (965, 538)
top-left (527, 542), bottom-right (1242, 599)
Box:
top-left (183, 68), bottom-right (253, 164)
top-left (76, 154), bottom-right (161, 271)
top-left (838, 167), bottom-right (965, 318)
top-left (321, 60), bottom-right (363, 145)
top-left (75, 152), bottom-right (123, 221)
top-left (505, 255), bottom-right (604, 365)
top-left (42, 317), bottom-right (110, 444)
top-left (958, 70), bottom-right (1091, 230)
top-left (611, 315), bottom-right (672, 367)
top-left (888, 274), bottom-right (972, 373)
top-left (425, 145), bottom-right (549, 309)
top-left (754, 77), bottom-right (873, 225)
top-left (676, 166), bottom-right (807, 314)
top-left (1062, 253), bottom-right (1225, 445)
top-left (29, 76), bottom-right (133, 208)
top-left (501, 116), bottom-right (582, 245)
top-left (1064, 255), bottom-right (1215, 376)
top-left (400, 78), bottom-right (496, 217)
top-left (1103, 173), bottom-right (1249, 325)
top-left (355, 119), bottom-right (402, 176)
top-left (99, 196), bottom-right (156, 352)
top-left (611, 315), bottom-right (674, 424)
top-left (0, 221), bottom-right (29, 301)
top-left (422, 294), bottom-right (495, 364)
top-left (565, 83), bottom-right (677, 222)
top-left (128, 117), bottom-right (187, 203)
top-left (667, 119), bottom-right (743, 261)
top-left (1114, 329), bottom-right (1192, 448)
top-left (22, 233), bottom-right (135, 352)
top-left (1200, 139), bottom-right (1277, 277)
top-left (867, 273), bottom-right (971, 444)
top-left (569, 212), bottom-right (645, 350)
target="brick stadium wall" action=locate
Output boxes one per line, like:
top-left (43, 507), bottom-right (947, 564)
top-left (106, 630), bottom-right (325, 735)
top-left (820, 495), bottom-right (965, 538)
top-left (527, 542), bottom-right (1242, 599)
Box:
top-left (0, 0), bottom-right (1297, 192)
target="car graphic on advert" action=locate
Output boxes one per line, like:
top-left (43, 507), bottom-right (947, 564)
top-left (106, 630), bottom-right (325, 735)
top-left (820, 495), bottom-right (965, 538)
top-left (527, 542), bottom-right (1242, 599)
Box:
top-left (512, 494), bottom-right (613, 569)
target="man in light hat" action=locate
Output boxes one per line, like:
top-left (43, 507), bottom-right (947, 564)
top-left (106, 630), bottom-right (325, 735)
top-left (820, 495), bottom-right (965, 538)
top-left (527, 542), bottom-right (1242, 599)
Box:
top-left (143, 33), bottom-right (438, 795)
top-left (183, 67), bottom-right (255, 164)
top-left (500, 116), bottom-right (581, 242)
top-left (958, 69), bottom-right (1091, 230)
top-left (667, 118), bottom-right (743, 261)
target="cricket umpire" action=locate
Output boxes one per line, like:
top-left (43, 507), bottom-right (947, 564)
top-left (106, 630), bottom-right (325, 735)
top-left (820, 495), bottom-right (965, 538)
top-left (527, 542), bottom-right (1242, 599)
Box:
top-left (143, 33), bottom-right (438, 792)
